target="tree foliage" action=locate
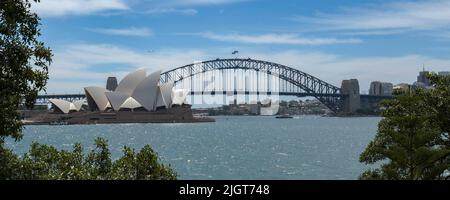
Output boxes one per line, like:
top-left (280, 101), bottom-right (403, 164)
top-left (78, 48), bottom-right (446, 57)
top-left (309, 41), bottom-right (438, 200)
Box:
top-left (1, 0), bottom-right (52, 141)
top-left (360, 74), bottom-right (450, 180)
top-left (426, 74), bottom-right (450, 147)
top-left (0, 138), bottom-right (177, 180)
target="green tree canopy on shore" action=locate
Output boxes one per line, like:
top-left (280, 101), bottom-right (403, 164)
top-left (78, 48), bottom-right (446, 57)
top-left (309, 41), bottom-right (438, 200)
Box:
top-left (1, 138), bottom-right (177, 180)
top-left (360, 74), bottom-right (450, 180)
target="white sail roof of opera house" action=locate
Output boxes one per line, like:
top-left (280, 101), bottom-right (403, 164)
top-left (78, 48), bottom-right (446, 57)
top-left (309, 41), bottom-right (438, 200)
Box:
top-left (84, 86), bottom-right (110, 111)
top-left (120, 97), bottom-right (142, 109)
top-left (131, 70), bottom-right (162, 111)
top-left (105, 92), bottom-right (129, 111)
top-left (101, 68), bottom-right (147, 111)
top-left (49, 99), bottom-right (84, 114)
top-left (159, 81), bottom-right (174, 108)
top-left (81, 68), bottom-right (189, 112)
top-left (156, 89), bottom-right (165, 108)
top-left (106, 80), bottom-right (175, 110)
top-left (171, 89), bottom-right (190, 106)
top-left (114, 68), bottom-right (147, 96)
top-left (72, 100), bottom-right (85, 110)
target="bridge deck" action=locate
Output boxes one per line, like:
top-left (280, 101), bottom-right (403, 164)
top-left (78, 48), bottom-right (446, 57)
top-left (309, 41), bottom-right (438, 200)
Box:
top-left (36, 92), bottom-right (392, 103)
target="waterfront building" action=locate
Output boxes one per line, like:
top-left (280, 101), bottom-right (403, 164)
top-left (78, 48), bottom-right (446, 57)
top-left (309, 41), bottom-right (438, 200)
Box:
top-left (393, 83), bottom-right (412, 95)
top-left (50, 69), bottom-right (189, 114)
top-left (260, 104), bottom-right (279, 116)
top-left (288, 100), bottom-right (299, 107)
top-left (438, 71), bottom-right (450, 76)
top-left (417, 70), bottom-right (431, 87)
top-left (369, 81), bottom-right (393, 96)
top-left (381, 82), bottom-right (393, 96)
top-left (413, 81), bottom-right (427, 89)
top-left (413, 71), bottom-right (449, 90)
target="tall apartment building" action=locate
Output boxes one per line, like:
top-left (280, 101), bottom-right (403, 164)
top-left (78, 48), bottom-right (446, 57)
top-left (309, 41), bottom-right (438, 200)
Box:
top-left (417, 71), bottom-right (431, 87)
top-left (369, 81), bottom-right (393, 96)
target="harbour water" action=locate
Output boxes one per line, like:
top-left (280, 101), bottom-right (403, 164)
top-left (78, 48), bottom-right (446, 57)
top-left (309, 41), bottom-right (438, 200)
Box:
top-left (6, 116), bottom-right (381, 180)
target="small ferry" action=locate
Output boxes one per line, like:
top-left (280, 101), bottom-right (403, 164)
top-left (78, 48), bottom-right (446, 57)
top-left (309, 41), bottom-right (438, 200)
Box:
top-left (276, 114), bottom-right (293, 119)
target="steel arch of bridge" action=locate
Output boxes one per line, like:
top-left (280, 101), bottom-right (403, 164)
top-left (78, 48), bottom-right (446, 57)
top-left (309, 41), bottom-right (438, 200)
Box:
top-left (160, 58), bottom-right (342, 112)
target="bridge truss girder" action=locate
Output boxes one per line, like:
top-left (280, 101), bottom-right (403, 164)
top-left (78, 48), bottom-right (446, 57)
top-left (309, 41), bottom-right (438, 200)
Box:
top-left (160, 58), bottom-right (342, 112)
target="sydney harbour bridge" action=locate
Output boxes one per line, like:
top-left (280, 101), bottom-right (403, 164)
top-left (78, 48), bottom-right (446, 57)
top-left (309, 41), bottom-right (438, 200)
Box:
top-left (35, 58), bottom-right (390, 113)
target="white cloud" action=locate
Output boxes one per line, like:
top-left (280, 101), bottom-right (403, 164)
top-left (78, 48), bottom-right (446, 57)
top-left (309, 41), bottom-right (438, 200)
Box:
top-left (199, 32), bottom-right (362, 45)
top-left (294, 0), bottom-right (450, 34)
top-left (31, 0), bottom-right (129, 17)
top-left (339, 29), bottom-right (410, 36)
top-left (90, 27), bottom-right (153, 37)
top-left (31, 0), bottom-right (250, 17)
top-left (45, 44), bottom-right (450, 94)
top-left (46, 44), bottom-right (207, 93)
top-left (134, 0), bottom-right (250, 15)
top-left (146, 8), bottom-right (198, 15)
top-left (152, 0), bottom-right (251, 7)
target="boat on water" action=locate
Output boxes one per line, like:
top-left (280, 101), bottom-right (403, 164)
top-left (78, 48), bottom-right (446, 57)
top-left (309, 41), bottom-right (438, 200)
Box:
top-left (276, 114), bottom-right (293, 119)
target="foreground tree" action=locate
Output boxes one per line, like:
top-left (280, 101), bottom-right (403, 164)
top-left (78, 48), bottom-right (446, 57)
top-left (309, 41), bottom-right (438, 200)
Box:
top-left (1, 0), bottom-right (176, 180)
top-left (1, 0), bottom-right (52, 141)
top-left (1, 138), bottom-right (177, 180)
top-left (360, 75), bottom-right (450, 180)
top-left (425, 74), bottom-right (450, 148)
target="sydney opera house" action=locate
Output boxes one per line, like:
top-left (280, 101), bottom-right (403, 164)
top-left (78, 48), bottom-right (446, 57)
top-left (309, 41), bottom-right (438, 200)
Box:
top-left (29, 69), bottom-right (214, 124)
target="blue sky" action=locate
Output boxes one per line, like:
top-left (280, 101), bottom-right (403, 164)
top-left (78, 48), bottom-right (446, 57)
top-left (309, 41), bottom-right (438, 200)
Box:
top-left (31, 0), bottom-right (450, 94)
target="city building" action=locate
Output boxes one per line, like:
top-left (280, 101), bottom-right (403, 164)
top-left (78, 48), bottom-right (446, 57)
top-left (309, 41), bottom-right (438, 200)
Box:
top-left (438, 71), bottom-right (450, 76)
top-left (413, 71), bottom-right (449, 89)
top-left (381, 82), bottom-right (393, 96)
top-left (369, 81), bottom-right (393, 96)
top-left (417, 70), bottom-right (431, 87)
top-left (393, 83), bottom-right (412, 95)
top-left (413, 81), bottom-right (427, 89)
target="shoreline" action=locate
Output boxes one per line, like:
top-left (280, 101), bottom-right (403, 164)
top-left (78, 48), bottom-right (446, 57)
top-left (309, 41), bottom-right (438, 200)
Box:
top-left (22, 117), bottom-right (215, 125)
